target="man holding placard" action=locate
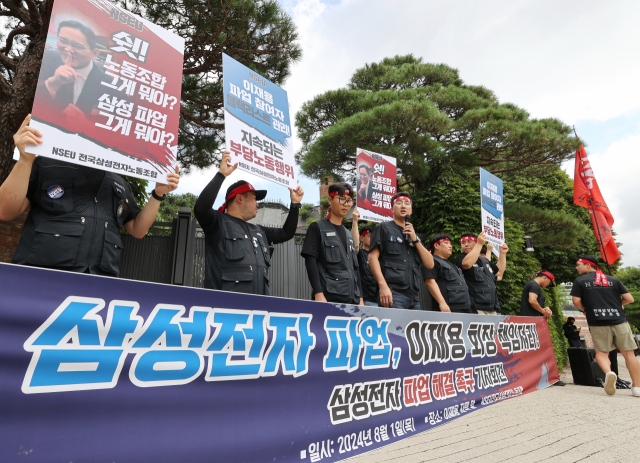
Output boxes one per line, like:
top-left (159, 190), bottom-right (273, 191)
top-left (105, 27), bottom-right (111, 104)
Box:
top-left (194, 151), bottom-right (303, 295)
top-left (0, 116), bottom-right (180, 276)
top-left (455, 232), bottom-right (508, 315)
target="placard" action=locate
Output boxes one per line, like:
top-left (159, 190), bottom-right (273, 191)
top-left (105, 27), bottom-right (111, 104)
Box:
top-left (26, 0), bottom-right (184, 183)
top-left (223, 53), bottom-right (296, 188)
top-left (355, 148), bottom-right (397, 223)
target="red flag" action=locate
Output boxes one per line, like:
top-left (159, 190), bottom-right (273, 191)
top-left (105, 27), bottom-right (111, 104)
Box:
top-left (573, 145), bottom-right (620, 265)
top-left (589, 210), bottom-right (621, 265)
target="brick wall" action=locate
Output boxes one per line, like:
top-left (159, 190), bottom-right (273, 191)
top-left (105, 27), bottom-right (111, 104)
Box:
top-left (0, 212), bottom-right (27, 263)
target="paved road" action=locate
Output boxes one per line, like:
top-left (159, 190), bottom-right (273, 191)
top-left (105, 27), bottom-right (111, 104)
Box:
top-left (343, 355), bottom-right (639, 463)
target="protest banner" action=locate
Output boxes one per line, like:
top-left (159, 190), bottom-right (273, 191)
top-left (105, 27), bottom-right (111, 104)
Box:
top-left (0, 263), bottom-right (559, 463)
top-left (223, 53), bottom-right (297, 188)
top-left (480, 168), bottom-right (505, 256)
top-left (26, 0), bottom-right (184, 184)
top-left (355, 148), bottom-right (397, 223)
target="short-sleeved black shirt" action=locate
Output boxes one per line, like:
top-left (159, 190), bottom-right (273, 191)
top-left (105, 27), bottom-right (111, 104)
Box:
top-left (570, 273), bottom-right (629, 326)
top-left (369, 221), bottom-right (415, 300)
top-left (520, 280), bottom-right (544, 316)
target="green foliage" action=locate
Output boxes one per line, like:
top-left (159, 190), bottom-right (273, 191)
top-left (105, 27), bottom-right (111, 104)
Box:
top-left (504, 169), bottom-right (603, 283)
top-left (295, 54), bottom-right (579, 189)
top-left (616, 270), bottom-right (640, 332)
top-left (299, 203), bottom-right (315, 220)
top-left (122, 176), bottom-right (150, 207)
top-left (624, 291), bottom-right (640, 334)
top-left (616, 266), bottom-right (640, 291)
top-left (544, 284), bottom-right (570, 370)
top-left (155, 193), bottom-right (198, 222)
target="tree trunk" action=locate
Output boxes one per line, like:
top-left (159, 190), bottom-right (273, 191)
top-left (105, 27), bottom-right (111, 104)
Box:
top-left (0, 1), bottom-right (53, 183)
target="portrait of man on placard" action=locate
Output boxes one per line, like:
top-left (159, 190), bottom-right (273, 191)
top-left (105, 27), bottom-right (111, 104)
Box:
top-left (36, 19), bottom-right (109, 126)
top-left (357, 163), bottom-right (374, 206)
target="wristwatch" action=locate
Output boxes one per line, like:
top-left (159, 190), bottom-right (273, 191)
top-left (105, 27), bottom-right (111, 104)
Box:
top-left (151, 189), bottom-right (166, 201)
top-left (412, 237), bottom-right (421, 245)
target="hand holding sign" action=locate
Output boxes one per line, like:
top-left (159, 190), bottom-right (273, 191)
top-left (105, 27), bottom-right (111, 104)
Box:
top-left (289, 185), bottom-right (304, 203)
top-left (13, 114), bottom-right (41, 162)
top-left (155, 165), bottom-right (180, 196)
top-left (219, 151), bottom-right (238, 177)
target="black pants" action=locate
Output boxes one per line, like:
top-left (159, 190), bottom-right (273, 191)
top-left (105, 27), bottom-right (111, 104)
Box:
top-left (568, 338), bottom-right (581, 348)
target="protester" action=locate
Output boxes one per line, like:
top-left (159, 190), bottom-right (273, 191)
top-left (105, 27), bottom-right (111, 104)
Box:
top-left (423, 233), bottom-right (472, 313)
top-left (520, 271), bottom-right (555, 318)
top-left (570, 254), bottom-right (640, 397)
top-left (480, 243), bottom-right (504, 281)
top-left (368, 192), bottom-right (434, 309)
top-left (455, 232), bottom-right (508, 314)
top-left (563, 317), bottom-right (582, 348)
top-left (356, 224), bottom-right (379, 307)
top-left (194, 151), bottom-right (303, 295)
top-left (0, 115), bottom-right (179, 276)
top-left (300, 183), bottom-right (363, 305)
top-left (38, 20), bottom-right (109, 118)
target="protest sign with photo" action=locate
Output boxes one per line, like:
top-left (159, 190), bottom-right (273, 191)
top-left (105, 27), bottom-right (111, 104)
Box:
top-left (355, 148), bottom-right (397, 223)
top-left (480, 168), bottom-right (505, 256)
top-left (223, 53), bottom-right (297, 188)
top-left (26, 0), bottom-right (184, 183)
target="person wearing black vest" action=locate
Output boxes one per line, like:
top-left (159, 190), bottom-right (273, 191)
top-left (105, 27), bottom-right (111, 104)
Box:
top-left (0, 115), bottom-right (180, 276)
top-left (570, 254), bottom-right (639, 397)
top-left (356, 225), bottom-right (379, 306)
top-left (301, 182), bottom-right (363, 305)
top-left (423, 234), bottom-right (472, 313)
top-left (368, 192), bottom-right (434, 309)
top-left (194, 151), bottom-right (304, 295)
top-left (455, 232), bottom-right (508, 314)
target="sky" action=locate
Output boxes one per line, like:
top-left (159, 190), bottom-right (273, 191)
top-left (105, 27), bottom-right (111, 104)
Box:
top-left (174, 0), bottom-right (640, 267)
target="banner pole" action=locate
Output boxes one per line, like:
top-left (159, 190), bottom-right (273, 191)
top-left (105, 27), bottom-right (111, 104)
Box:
top-left (574, 135), bottom-right (612, 274)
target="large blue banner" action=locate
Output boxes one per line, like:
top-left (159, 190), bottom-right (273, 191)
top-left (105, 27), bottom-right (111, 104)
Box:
top-left (0, 263), bottom-right (559, 462)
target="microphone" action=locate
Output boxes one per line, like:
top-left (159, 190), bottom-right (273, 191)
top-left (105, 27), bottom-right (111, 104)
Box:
top-left (404, 214), bottom-right (411, 243)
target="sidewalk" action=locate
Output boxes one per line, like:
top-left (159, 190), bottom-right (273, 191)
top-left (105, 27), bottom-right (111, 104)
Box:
top-left (344, 354), bottom-right (639, 463)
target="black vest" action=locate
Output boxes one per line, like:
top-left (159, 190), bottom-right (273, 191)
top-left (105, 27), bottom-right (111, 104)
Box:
top-left (378, 221), bottom-right (422, 299)
top-left (357, 248), bottom-right (378, 303)
top-left (205, 213), bottom-right (272, 295)
top-left (433, 256), bottom-right (471, 313)
top-left (13, 158), bottom-right (129, 276)
top-left (463, 256), bottom-right (501, 312)
top-left (316, 219), bottom-right (361, 304)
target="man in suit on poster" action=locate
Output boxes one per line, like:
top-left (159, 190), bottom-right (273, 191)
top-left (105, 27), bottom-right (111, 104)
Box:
top-left (38, 20), bottom-right (108, 120)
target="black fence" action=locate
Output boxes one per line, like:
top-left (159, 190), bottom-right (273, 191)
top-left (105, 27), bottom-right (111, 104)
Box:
top-left (119, 208), bottom-right (432, 309)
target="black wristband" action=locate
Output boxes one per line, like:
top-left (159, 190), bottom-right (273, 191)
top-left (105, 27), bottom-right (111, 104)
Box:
top-left (151, 189), bottom-right (166, 201)
top-left (291, 202), bottom-right (302, 209)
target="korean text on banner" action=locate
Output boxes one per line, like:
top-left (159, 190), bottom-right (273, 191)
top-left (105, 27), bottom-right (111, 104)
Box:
top-left (223, 54), bottom-right (297, 188)
top-left (0, 263), bottom-right (559, 463)
top-left (480, 168), bottom-right (505, 256)
top-left (26, 0), bottom-right (184, 184)
top-left (355, 148), bottom-right (397, 223)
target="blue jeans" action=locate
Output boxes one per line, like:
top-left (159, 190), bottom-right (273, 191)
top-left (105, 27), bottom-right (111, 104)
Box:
top-left (380, 289), bottom-right (421, 310)
top-left (364, 300), bottom-right (378, 307)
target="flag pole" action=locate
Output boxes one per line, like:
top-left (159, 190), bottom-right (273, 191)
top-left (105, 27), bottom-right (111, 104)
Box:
top-left (573, 128), bottom-right (612, 274)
